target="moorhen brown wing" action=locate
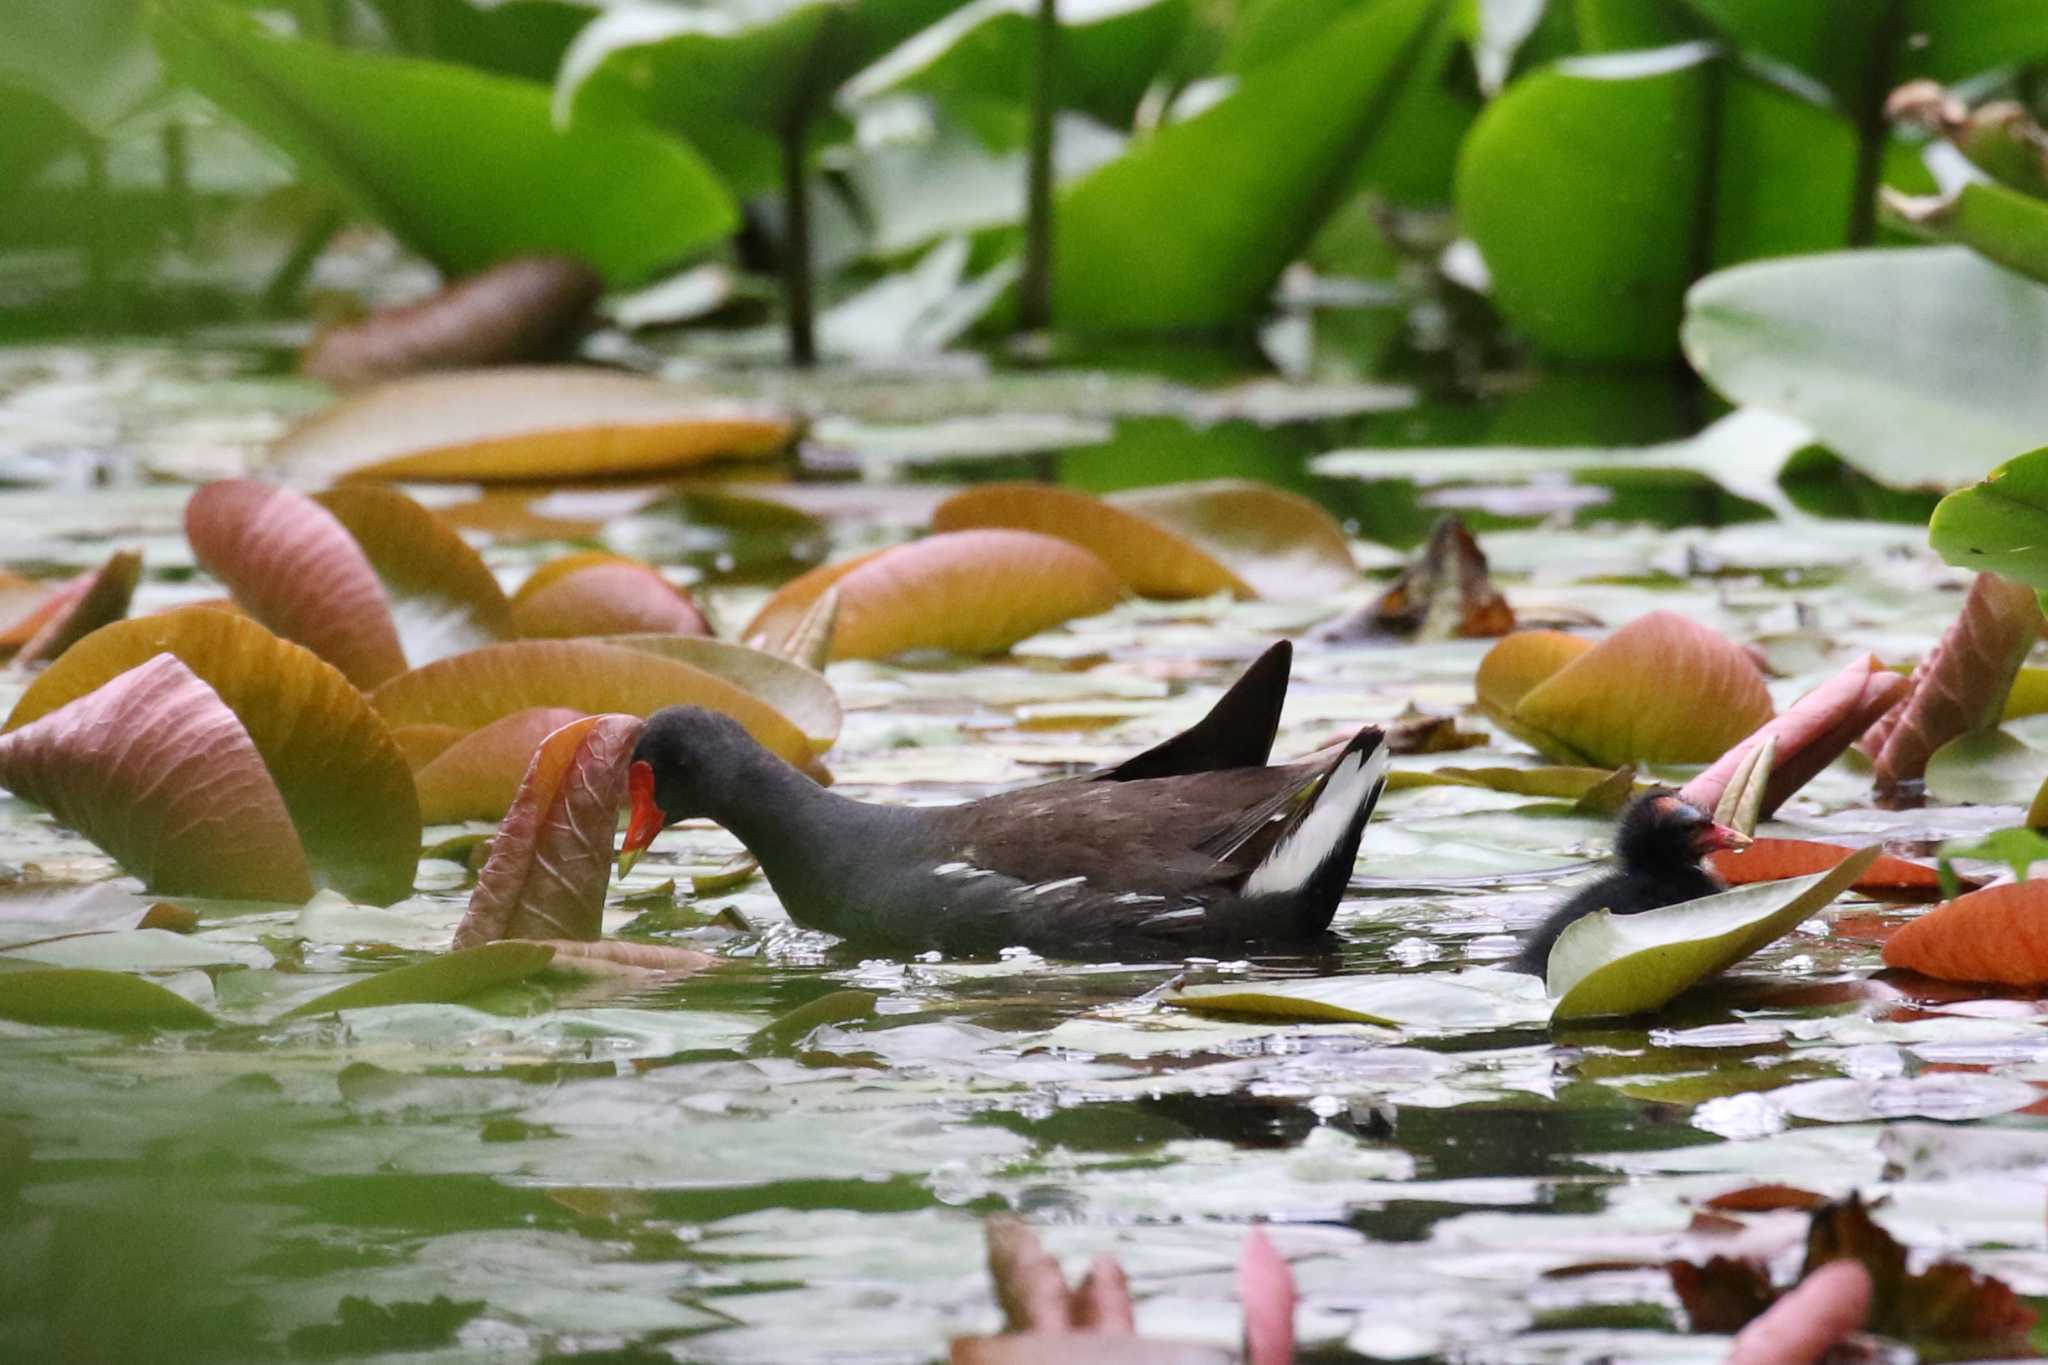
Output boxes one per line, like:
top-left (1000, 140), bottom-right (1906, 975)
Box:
top-left (622, 643), bottom-right (1389, 957)
top-left (1510, 790), bottom-right (1750, 976)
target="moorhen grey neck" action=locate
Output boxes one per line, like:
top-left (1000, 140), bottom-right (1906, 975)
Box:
top-left (1509, 789), bottom-right (1750, 977)
top-left (619, 642), bottom-right (1390, 958)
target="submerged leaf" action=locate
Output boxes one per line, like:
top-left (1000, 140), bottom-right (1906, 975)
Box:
top-left (453, 713), bottom-right (642, 948)
top-left (271, 367), bottom-right (792, 484)
top-left (1870, 572), bottom-right (2043, 806)
top-left (185, 479), bottom-right (409, 690)
top-left (744, 530), bottom-right (1123, 661)
top-left (1547, 847), bottom-right (1878, 1019)
top-left (303, 255), bottom-right (603, 389)
top-left (1680, 654), bottom-right (1909, 820)
top-left (281, 940), bottom-right (556, 1018)
top-left (1883, 881), bottom-right (2048, 986)
top-left (1478, 613), bottom-right (1773, 766)
top-left (509, 553), bottom-right (710, 640)
top-left (5, 611), bottom-right (418, 904)
top-left (0, 655), bottom-right (313, 902)
top-left (0, 966), bottom-right (215, 1032)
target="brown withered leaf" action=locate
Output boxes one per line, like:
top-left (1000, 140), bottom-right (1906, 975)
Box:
top-left (1314, 515), bottom-right (1514, 644)
top-left (1869, 573), bottom-right (2043, 807)
top-left (303, 255), bottom-right (603, 389)
top-left (1669, 1255), bottom-right (1778, 1333)
top-left (1704, 1184), bottom-right (1829, 1213)
top-left (1385, 707), bottom-right (1490, 755)
top-left (1805, 1192), bottom-right (2036, 1347)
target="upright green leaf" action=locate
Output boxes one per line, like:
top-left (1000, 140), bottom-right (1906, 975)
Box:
top-left (151, 0), bottom-right (735, 284)
top-left (1930, 446), bottom-right (2048, 587)
top-left (364, 0), bottom-right (596, 82)
top-left (1052, 0), bottom-right (1449, 332)
top-left (1685, 247), bottom-right (2048, 489)
top-left (1457, 44), bottom-right (1855, 362)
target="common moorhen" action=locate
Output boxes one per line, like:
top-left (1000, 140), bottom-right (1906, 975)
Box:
top-left (1509, 789), bottom-right (1751, 976)
top-left (620, 642), bottom-right (1390, 957)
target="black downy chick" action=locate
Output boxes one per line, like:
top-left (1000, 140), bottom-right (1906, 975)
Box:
top-left (1509, 790), bottom-right (1751, 978)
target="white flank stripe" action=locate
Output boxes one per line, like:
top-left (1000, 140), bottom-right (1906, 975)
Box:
top-left (1242, 743), bottom-right (1388, 898)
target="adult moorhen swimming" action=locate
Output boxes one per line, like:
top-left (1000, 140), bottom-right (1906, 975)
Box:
top-left (1509, 789), bottom-right (1750, 977)
top-left (619, 642), bottom-right (1390, 957)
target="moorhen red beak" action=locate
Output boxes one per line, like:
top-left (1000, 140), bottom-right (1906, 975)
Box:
top-left (616, 759), bottom-right (665, 878)
top-left (1510, 790), bottom-right (1741, 978)
top-left (618, 641), bottom-right (1391, 958)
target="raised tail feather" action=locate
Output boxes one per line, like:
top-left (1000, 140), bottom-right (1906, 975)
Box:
top-left (1239, 727), bottom-right (1388, 929)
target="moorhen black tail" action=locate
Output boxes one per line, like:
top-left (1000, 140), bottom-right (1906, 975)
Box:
top-left (1510, 789), bottom-right (1750, 977)
top-left (621, 643), bottom-right (1390, 958)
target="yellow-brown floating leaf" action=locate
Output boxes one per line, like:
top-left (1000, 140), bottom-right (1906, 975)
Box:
top-left (0, 654), bottom-right (314, 901)
top-left (391, 723), bottom-right (465, 770)
top-left (744, 530), bottom-right (1123, 661)
top-left (185, 480), bottom-right (407, 690)
top-left (6, 550), bottom-right (142, 664)
top-left (414, 706), bottom-right (584, 824)
top-left (932, 484), bottom-right (1245, 599)
top-left (314, 484), bottom-right (510, 659)
top-left (603, 634), bottom-right (840, 751)
top-left (454, 713), bottom-right (642, 948)
top-left (369, 638), bottom-right (811, 764)
top-left (1106, 480), bottom-right (1357, 600)
top-left (1481, 613), bottom-right (1773, 766)
top-left (271, 366), bottom-right (793, 484)
top-left (509, 552), bottom-right (710, 639)
top-left (5, 609), bottom-right (420, 904)
top-left (302, 255), bottom-right (603, 389)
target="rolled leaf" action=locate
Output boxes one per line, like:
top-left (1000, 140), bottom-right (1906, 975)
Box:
top-left (1871, 572), bottom-right (2043, 805)
top-left (272, 367), bottom-right (793, 484)
top-left (5, 550), bottom-right (141, 665)
top-left (303, 255), bottom-right (603, 388)
top-left (185, 479), bottom-right (408, 690)
top-left (453, 713), bottom-right (642, 948)
top-left (0, 654), bottom-right (314, 902)
top-left (1680, 654), bottom-right (1909, 819)
top-left (744, 530), bottom-right (1123, 661)
top-left (5, 609), bottom-right (420, 905)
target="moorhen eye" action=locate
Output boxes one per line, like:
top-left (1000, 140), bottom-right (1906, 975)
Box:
top-left (616, 641), bottom-right (1391, 959)
top-left (1508, 788), bottom-right (1750, 979)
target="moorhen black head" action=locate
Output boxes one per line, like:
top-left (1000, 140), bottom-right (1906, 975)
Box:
top-left (1509, 789), bottom-right (1750, 977)
top-left (619, 642), bottom-right (1390, 958)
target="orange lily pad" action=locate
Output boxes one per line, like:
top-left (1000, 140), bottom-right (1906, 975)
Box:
top-left (185, 479), bottom-right (409, 690)
top-left (0, 654), bottom-right (314, 901)
top-left (509, 552), bottom-right (710, 639)
top-left (1710, 838), bottom-right (1960, 900)
top-left (368, 638), bottom-right (812, 765)
top-left (744, 530), bottom-right (1122, 661)
top-left (414, 706), bottom-right (585, 824)
top-left (454, 713), bottom-right (641, 948)
top-left (1, 550), bottom-right (143, 665)
top-left (1883, 882), bottom-right (2048, 985)
top-left (1476, 613), bottom-right (1773, 766)
top-left (4, 608), bottom-right (420, 904)
top-left (271, 366), bottom-right (793, 484)
top-left (930, 479), bottom-right (1354, 600)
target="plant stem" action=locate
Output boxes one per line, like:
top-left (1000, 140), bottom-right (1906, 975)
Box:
top-left (161, 119), bottom-right (194, 251)
top-left (262, 202), bottom-right (345, 315)
top-left (1019, 0), bottom-right (1058, 333)
top-left (780, 117), bottom-right (816, 367)
top-left (1848, 0), bottom-right (1906, 246)
top-left (83, 136), bottom-right (114, 330)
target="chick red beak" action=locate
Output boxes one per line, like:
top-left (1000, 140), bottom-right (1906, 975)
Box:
top-left (1697, 821), bottom-right (1753, 855)
top-left (617, 760), bottom-right (664, 878)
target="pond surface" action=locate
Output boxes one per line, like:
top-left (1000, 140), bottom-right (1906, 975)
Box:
top-left (0, 342), bottom-right (2043, 1363)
